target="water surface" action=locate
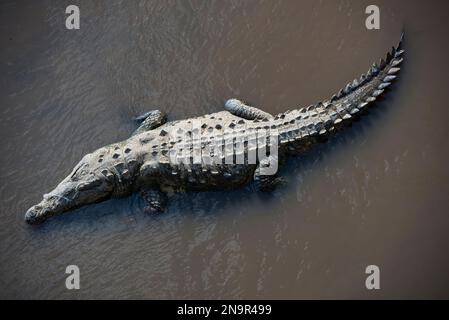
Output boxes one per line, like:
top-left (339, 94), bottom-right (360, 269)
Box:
top-left (1, 0), bottom-right (448, 299)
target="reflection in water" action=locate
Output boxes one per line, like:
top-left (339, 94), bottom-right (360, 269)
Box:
top-left (1, 0), bottom-right (449, 298)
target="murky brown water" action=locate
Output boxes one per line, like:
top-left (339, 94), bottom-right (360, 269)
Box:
top-left (1, 0), bottom-right (449, 299)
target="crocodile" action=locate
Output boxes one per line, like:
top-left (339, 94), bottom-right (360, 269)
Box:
top-left (25, 34), bottom-right (405, 224)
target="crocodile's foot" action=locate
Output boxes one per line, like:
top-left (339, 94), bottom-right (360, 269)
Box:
top-left (132, 109), bottom-right (167, 135)
top-left (254, 175), bottom-right (288, 192)
top-left (140, 189), bottom-right (168, 214)
top-left (253, 154), bottom-right (287, 192)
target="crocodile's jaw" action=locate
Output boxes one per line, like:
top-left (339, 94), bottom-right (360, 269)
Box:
top-left (25, 169), bottom-right (114, 225)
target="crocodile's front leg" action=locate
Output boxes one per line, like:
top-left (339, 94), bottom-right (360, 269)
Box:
top-left (140, 188), bottom-right (168, 214)
top-left (225, 99), bottom-right (273, 120)
top-left (132, 110), bottom-right (167, 135)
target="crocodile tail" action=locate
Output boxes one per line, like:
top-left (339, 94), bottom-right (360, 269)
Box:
top-left (323, 32), bottom-right (405, 119)
top-left (279, 33), bottom-right (405, 152)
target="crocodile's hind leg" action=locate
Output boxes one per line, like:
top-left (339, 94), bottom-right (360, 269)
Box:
top-left (253, 155), bottom-right (287, 192)
top-left (254, 173), bottom-right (287, 192)
top-left (225, 99), bottom-right (274, 120)
top-left (140, 188), bottom-right (168, 214)
top-left (132, 110), bottom-right (167, 135)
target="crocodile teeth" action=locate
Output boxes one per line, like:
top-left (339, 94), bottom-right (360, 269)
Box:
top-left (378, 82), bottom-right (391, 90)
top-left (342, 113), bottom-right (352, 120)
top-left (388, 67), bottom-right (400, 75)
top-left (319, 129), bottom-right (327, 135)
top-left (366, 97), bottom-right (376, 103)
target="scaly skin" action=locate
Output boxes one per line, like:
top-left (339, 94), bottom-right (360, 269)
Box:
top-left (25, 34), bottom-right (405, 224)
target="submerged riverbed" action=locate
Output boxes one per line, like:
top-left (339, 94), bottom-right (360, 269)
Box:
top-left (1, 0), bottom-right (448, 299)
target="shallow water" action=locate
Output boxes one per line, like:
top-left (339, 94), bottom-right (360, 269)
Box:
top-left (1, 0), bottom-right (448, 299)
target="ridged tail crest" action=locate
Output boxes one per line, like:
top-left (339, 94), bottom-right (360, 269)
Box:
top-left (278, 33), bottom-right (405, 150)
top-left (324, 32), bottom-right (404, 118)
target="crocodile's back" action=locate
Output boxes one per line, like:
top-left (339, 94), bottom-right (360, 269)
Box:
top-left (132, 111), bottom-right (259, 191)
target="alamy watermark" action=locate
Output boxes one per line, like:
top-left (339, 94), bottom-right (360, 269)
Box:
top-left (65, 5), bottom-right (80, 30)
top-left (65, 265), bottom-right (80, 290)
top-left (144, 119), bottom-right (280, 176)
top-left (365, 5), bottom-right (380, 30)
top-left (65, 4), bottom-right (380, 31)
top-left (365, 265), bottom-right (380, 290)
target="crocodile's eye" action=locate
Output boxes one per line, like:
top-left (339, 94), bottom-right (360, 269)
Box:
top-left (77, 177), bottom-right (102, 191)
top-left (71, 163), bottom-right (91, 181)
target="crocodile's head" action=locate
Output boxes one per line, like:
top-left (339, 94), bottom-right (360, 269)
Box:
top-left (25, 154), bottom-right (115, 225)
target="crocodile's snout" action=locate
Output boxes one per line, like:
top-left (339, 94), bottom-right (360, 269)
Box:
top-left (25, 162), bottom-right (116, 225)
top-left (25, 205), bottom-right (49, 225)
top-left (25, 193), bottom-right (69, 224)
